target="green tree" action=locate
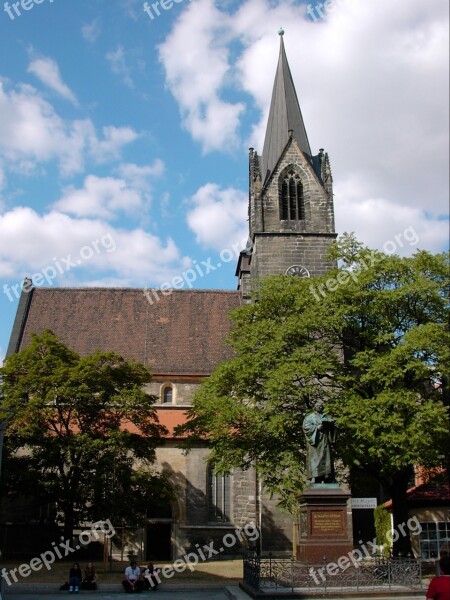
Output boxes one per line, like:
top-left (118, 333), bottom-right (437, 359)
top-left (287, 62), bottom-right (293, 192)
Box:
top-left (328, 237), bottom-right (449, 555)
top-left (180, 273), bottom-right (344, 512)
top-left (0, 330), bottom-right (168, 539)
top-left (180, 236), bottom-right (449, 555)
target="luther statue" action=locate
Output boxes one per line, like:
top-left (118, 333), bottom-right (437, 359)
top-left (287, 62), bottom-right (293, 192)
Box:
top-left (303, 400), bottom-right (337, 483)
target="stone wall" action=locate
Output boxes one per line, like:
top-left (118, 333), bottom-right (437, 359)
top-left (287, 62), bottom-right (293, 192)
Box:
top-left (261, 492), bottom-right (294, 555)
top-left (251, 233), bottom-right (336, 281)
top-left (145, 380), bottom-right (201, 406)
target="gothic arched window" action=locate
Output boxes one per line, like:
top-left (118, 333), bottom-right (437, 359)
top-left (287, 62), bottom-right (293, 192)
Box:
top-left (208, 464), bottom-right (231, 522)
top-left (280, 170), bottom-right (305, 221)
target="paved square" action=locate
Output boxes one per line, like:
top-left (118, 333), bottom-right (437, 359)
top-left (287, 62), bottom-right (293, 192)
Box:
top-left (6, 592), bottom-right (231, 600)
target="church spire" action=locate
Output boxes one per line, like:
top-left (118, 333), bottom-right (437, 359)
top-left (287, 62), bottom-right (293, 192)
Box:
top-left (261, 30), bottom-right (312, 183)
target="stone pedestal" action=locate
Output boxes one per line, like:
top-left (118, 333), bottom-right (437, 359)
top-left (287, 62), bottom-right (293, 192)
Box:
top-left (296, 484), bottom-right (353, 563)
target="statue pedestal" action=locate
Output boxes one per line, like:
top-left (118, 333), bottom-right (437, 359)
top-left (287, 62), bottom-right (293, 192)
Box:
top-left (296, 484), bottom-right (353, 563)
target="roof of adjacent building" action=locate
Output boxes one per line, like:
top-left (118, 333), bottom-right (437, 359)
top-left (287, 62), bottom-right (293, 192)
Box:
top-left (384, 472), bottom-right (450, 508)
top-left (261, 34), bottom-right (312, 183)
top-left (406, 477), bottom-right (450, 506)
top-left (7, 287), bottom-right (242, 376)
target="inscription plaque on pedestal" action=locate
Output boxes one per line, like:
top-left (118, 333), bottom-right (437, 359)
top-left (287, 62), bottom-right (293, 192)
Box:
top-left (297, 486), bottom-right (353, 563)
top-left (311, 510), bottom-right (344, 535)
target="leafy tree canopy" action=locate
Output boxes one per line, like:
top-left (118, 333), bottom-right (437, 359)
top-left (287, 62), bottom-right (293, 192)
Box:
top-left (180, 235), bottom-right (449, 553)
top-left (0, 330), bottom-right (169, 538)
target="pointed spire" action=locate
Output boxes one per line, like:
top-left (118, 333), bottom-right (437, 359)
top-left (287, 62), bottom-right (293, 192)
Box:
top-left (261, 31), bottom-right (312, 183)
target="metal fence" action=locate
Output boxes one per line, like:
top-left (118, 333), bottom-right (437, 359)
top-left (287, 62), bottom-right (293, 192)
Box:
top-left (243, 553), bottom-right (422, 593)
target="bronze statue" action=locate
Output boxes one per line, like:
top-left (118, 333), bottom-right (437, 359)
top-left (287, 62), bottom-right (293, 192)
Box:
top-left (303, 400), bottom-right (337, 483)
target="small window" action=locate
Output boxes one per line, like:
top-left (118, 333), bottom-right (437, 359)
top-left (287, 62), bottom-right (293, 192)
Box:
top-left (162, 386), bottom-right (173, 404)
top-left (419, 521), bottom-right (450, 561)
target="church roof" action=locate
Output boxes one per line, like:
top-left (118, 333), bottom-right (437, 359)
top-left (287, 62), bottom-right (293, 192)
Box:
top-left (8, 287), bottom-right (241, 376)
top-left (261, 34), bottom-right (312, 183)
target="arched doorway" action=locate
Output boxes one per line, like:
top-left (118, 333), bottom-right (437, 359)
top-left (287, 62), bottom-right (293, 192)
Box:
top-left (146, 501), bottom-right (173, 561)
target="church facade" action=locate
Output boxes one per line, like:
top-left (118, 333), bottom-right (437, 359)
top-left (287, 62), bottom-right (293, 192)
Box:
top-left (6, 33), bottom-right (337, 560)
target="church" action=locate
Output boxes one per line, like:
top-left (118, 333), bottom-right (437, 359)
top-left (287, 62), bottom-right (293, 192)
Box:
top-left (6, 32), bottom-right (337, 561)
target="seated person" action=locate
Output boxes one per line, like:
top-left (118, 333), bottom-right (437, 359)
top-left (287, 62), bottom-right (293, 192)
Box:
top-left (68, 562), bottom-right (82, 593)
top-left (122, 560), bottom-right (144, 593)
top-left (143, 560), bottom-right (160, 591)
top-left (82, 562), bottom-right (98, 590)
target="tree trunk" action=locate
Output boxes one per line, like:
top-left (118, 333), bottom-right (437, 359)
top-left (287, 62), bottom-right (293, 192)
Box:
top-left (63, 501), bottom-right (75, 542)
top-left (388, 468), bottom-right (413, 556)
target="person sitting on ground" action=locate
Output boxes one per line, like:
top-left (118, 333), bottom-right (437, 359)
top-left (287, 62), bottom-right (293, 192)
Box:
top-left (143, 559), bottom-right (160, 591)
top-left (68, 562), bottom-right (82, 594)
top-left (82, 562), bottom-right (98, 590)
top-left (122, 560), bottom-right (144, 593)
top-left (426, 555), bottom-right (450, 600)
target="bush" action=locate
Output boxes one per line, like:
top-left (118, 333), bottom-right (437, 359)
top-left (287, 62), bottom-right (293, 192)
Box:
top-left (374, 505), bottom-right (392, 557)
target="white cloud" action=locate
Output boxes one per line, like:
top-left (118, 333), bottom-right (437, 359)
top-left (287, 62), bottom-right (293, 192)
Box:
top-left (81, 19), bottom-right (101, 44)
top-left (0, 161), bottom-right (5, 191)
top-left (0, 81), bottom-right (72, 167)
top-left (27, 57), bottom-right (78, 106)
top-left (117, 158), bottom-right (165, 204)
top-left (121, 0), bottom-right (143, 21)
top-left (54, 175), bottom-right (143, 220)
top-left (234, 0), bottom-right (449, 242)
top-left (89, 125), bottom-right (140, 163)
top-left (0, 162), bottom-right (4, 212)
top-left (53, 160), bottom-right (164, 220)
top-left (158, 0), bottom-right (245, 153)
top-left (106, 46), bottom-right (134, 89)
top-left (117, 160), bottom-right (165, 190)
top-left (0, 82), bottom-right (139, 176)
top-left (187, 183), bottom-right (248, 251)
top-left (335, 181), bottom-right (449, 255)
top-left (0, 207), bottom-right (187, 286)
top-left (163, 0), bottom-right (448, 252)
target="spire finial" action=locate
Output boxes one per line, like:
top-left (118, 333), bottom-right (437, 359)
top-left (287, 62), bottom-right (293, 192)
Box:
top-left (278, 27), bottom-right (285, 36)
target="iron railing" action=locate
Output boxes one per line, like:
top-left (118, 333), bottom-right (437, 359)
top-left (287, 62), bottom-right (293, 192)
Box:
top-left (243, 553), bottom-right (422, 593)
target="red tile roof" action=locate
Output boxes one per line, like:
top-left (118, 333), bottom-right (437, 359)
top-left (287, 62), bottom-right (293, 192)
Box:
top-left (16, 288), bottom-right (241, 376)
top-left (384, 472), bottom-right (450, 508)
top-left (406, 478), bottom-right (450, 505)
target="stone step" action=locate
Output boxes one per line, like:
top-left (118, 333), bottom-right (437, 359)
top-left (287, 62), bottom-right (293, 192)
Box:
top-left (239, 581), bottom-right (424, 599)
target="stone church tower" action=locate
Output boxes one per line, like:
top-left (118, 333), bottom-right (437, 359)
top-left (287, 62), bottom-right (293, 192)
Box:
top-left (5, 31), bottom-right (339, 561)
top-left (237, 30), bottom-right (337, 298)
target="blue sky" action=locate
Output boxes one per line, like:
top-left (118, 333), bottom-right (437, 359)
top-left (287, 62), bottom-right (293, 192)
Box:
top-left (0, 0), bottom-right (449, 362)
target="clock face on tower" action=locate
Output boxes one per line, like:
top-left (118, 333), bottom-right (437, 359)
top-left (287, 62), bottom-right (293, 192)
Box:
top-left (285, 265), bottom-right (310, 278)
